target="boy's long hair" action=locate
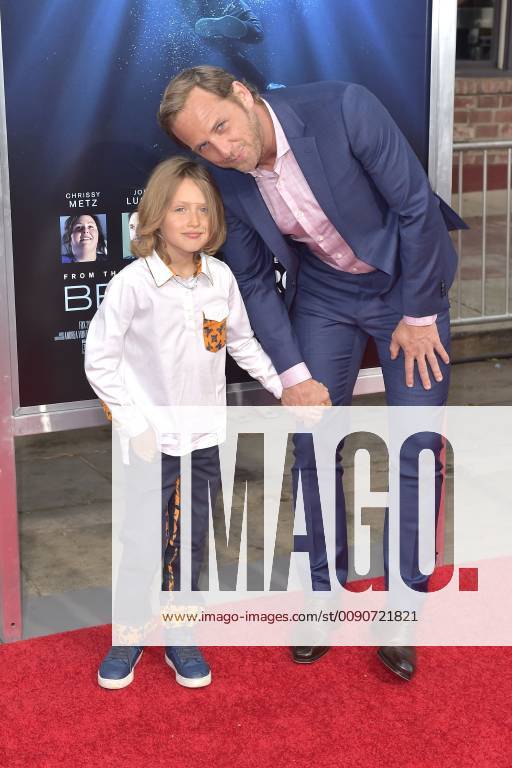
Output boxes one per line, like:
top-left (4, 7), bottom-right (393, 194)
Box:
top-left (132, 156), bottom-right (226, 259)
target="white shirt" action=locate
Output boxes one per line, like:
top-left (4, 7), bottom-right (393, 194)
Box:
top-left (84, 251), bottom-right (282, 455)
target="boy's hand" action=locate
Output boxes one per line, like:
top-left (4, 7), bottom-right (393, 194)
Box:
top-left (283, 405), bottom-right (328, 427)
top-left (131, 428), bottom-right (158, 462)
top-left (282, 378), bottom-right (331, 406)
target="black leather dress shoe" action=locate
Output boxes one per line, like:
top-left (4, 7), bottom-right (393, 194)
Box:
top-left (377, 646), bottom-right (416, 681)
top-left (292, 646), bottom-right (330, 664)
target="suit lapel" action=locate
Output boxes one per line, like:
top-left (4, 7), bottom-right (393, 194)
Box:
top-left (287, 136), bottom-right (342, 232)
top-left (235, 172), bottom-right (295, 269)
top-left (228, 95), bottom-right (302, 262)
top-left (234, 93), bottom-right (343, 265)
top-left (265, 95), bottom-right (343, 233)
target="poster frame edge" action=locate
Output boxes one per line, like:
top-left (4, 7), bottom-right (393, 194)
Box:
top-left (1, 2), bottom-right (457, 437)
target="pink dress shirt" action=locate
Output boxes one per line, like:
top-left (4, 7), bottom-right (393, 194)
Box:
top-left (249, 101), bottom-right (436, 388)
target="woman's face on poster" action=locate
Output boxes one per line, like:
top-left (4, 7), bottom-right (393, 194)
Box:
top-left (70, 215), bottom-right (99, 261)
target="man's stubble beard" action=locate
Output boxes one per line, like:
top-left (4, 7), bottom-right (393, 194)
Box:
top-left (238, 107), bottom-right (264, 172)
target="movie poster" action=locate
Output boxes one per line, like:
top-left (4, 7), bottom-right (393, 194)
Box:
top-left (0, 0), bottom-right (432, 407)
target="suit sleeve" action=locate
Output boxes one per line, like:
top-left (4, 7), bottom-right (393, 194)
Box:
top-left (340, 83), bottom-right (456, 317)
top-left (221, 205), bottom-right (305, 375)
top-left (225, 268), bottom-right (282, 399)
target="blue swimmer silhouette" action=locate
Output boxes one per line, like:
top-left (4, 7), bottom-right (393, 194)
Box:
top-left (181, 1), bottom-right (285, 91)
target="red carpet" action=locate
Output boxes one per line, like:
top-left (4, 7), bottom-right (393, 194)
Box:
top-left (1, 626), bottom-right (511, 768)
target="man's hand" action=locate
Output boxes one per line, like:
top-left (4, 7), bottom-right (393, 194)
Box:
top-left (389, 320), bottom-right (449, 390)
top-left (281, 378), bottom-right (331, 406)
top-left (131, 427), bottom-right (158, 462)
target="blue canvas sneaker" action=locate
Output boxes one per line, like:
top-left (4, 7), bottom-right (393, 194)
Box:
top-left (194, 14), bottom-right (247, 40)
top-left (98, 646), bottom-right (143, 690)
top-left (164, 646), bottom-right (211, 688)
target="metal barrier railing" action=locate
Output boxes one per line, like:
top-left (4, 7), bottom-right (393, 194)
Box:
top-left (451, 139), bottom-right (512, 325)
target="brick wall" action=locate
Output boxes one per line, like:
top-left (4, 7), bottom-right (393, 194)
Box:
top-left (453, 77), bottom-right (512, 192)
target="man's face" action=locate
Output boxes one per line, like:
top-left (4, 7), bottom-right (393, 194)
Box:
top-left (128, 212), bottom-right (138, 241)
top-left (172, 84), bottom-right (264, 172)
top-left (70, 215), bottom-right (99, 260)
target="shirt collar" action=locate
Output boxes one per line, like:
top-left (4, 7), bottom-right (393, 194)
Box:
top-left (145, 251), bottom-right (213, 288)
top-left (249, 99), bottom-right (290, 179)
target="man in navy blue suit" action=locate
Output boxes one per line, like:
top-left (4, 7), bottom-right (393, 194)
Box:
top-left (158, 66), bottom-right (465, 681)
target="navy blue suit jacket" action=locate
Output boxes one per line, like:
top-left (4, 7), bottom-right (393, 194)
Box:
top-left (209, 81), bottom-right (465, 375)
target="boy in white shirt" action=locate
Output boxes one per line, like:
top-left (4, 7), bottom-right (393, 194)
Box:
top-left (85, 156), bottom-right (282, 689)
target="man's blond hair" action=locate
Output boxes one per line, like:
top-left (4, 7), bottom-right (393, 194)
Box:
top-left (158, 65), bottom-right (262, 145)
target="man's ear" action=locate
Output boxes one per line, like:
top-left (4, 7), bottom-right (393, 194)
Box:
top-left (231, 80), bottom-right (254, 107)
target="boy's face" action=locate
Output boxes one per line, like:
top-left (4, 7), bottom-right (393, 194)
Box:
top-left (160, 178), bottom-right (210, 257)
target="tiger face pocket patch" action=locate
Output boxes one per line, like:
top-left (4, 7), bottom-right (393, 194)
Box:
top-left (203, 315), bottom-right (227, 351)
top-left (202, 300), bottom-right (228, 352)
